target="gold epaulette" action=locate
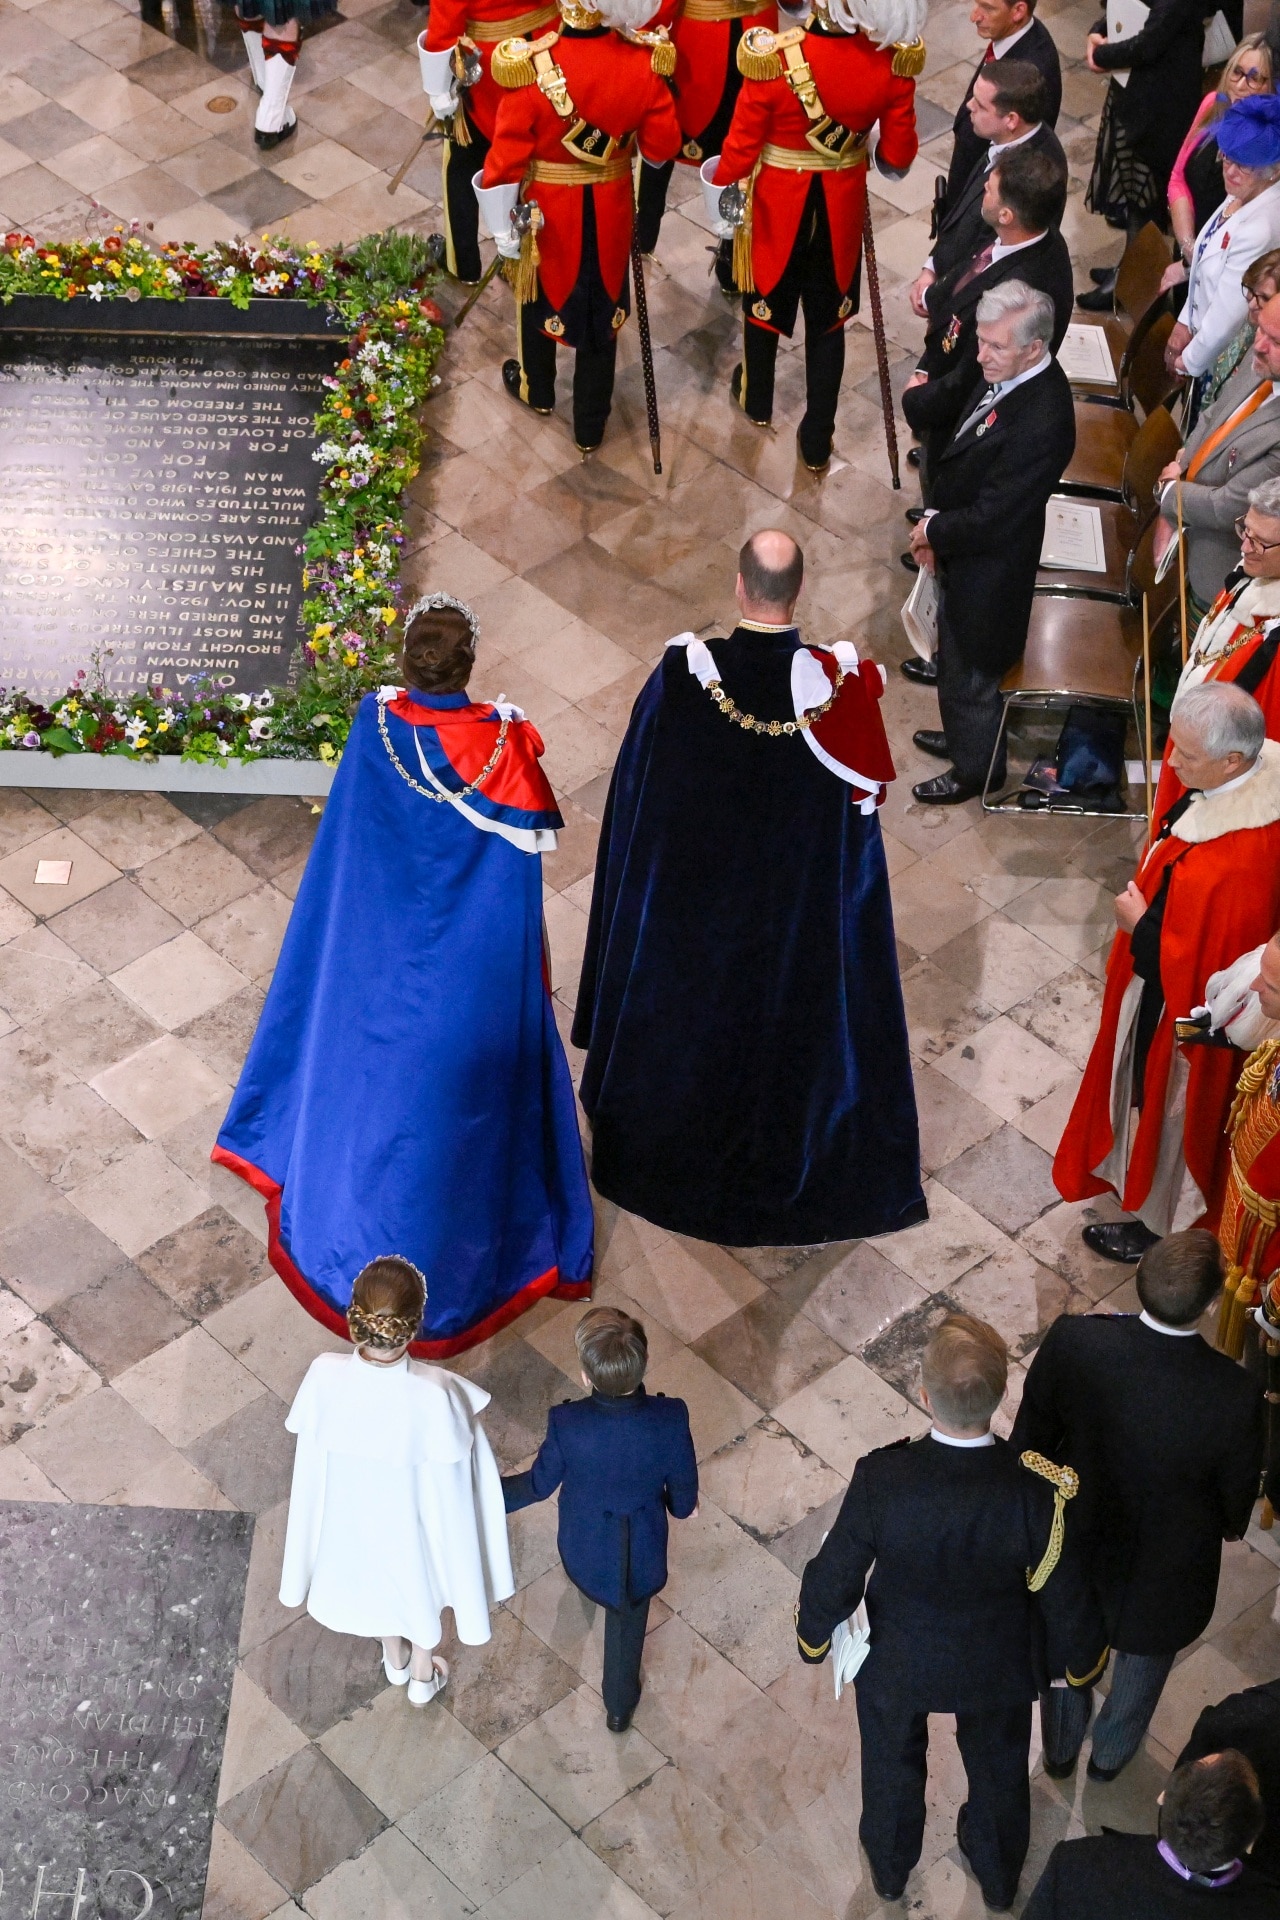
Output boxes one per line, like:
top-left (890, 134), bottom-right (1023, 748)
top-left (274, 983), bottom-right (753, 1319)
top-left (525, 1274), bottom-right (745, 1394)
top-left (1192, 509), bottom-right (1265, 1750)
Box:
top-left (1021, 1450), bottom-right (1079, 1593)
top-left (623, 25), bottom-right (677, 76)
top-left (492, 28), bottom-right (558, 87)
top-left (891, 36), bottom-right (926, 78)
top-left (737, 23), bottom-right (804, 81)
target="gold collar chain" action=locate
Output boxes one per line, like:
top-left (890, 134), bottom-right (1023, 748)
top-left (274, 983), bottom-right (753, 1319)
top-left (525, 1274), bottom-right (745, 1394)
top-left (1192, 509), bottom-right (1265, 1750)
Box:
top-left (701, 638), bottom-right (844, 736)
top-left (378, 696), bottom-right (509, 799)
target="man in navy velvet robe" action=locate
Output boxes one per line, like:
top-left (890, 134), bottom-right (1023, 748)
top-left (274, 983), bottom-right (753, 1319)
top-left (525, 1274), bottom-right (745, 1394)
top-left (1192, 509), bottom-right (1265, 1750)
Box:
top-left (572, 530), bottom-right (925, 1247)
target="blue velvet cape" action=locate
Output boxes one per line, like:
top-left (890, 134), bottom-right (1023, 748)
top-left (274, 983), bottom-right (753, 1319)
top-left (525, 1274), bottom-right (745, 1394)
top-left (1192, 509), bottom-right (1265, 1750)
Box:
top-left (572, 629), bottom-right (925, 1246)
top-left (215, 691), bottom-right (594, 1354)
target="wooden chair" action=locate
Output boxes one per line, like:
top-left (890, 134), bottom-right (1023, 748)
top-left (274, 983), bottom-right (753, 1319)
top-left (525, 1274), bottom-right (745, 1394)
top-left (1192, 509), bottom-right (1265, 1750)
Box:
top-left (1037, 406), bottom-right (1181, 597)
top-left (1062, 309), bottom-right (1183, 500)
top-left (1068, 222), bottom-right (1176, 398)
top-left (983, 519), bottom-right (1177, 816)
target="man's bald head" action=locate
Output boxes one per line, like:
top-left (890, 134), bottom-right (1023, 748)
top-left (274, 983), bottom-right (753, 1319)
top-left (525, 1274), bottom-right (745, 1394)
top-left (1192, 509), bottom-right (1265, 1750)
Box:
top-left (1254, 931), bottom-right (1280, 1022)
top-left (737, 529), bottom-right (804, 622)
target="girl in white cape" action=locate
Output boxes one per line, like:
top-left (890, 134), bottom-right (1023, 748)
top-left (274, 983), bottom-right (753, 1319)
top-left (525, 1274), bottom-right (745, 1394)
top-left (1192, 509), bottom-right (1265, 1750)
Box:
top-left (278, 1256), bottom-right (514, 1706)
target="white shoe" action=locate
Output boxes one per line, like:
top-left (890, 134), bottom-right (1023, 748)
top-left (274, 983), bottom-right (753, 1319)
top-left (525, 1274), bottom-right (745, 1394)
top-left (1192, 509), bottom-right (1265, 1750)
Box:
top-left (407, 1656), bottom-right (449, 1707)
top-left (240, 25), bottom-right (267, 92)
top-left (255, 49), bottom-right (297, 147)
top-left (383, 1650), bottom-right (411, 1686)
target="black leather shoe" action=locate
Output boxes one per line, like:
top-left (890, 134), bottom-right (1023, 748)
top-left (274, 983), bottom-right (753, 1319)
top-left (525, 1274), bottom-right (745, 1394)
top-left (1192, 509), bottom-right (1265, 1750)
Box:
top-left (730, 362), bottom-right (769, 427)
top-left (797, 428), bottom-right (831, 474)
top-left (1081, 1220), bottom-right (1161, 1264)
top-left (1089, 265), bottom-right (1117, 285)
top-left (906, 446), bottom-right (921, 469)
top-left (900, 655), bottom-right (938, 685)
top-left (606, 1709), bottom-right (634, 1733)
top-left (254, 113), bottom-right (297, 150)
top-left (1087, 1758), bottom-right (1124, 1783)
top-left (913, 728), bottom-right (949, 759)
top-left (900, 551), bottom-right (919, 573)
top-left (1043, 1754), bottom-right (1078, 1779)
top-left (905, 505), bottom-right (927, 525)
top-left (868, 1866), bottom-right (907, 1901)
top-left (502, 359), bottom-right (552, 415)
top-left (913, 771), bottom-right (979, 805)
top-left (956, 1806), bottom-right (1015, 1912)
top-left (1075, 282), bottom-right (1115, 313)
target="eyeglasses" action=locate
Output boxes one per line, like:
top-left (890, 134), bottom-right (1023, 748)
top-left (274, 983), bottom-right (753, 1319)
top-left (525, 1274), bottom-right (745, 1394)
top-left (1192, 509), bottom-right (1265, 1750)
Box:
top-left (1234, 65), bottom-right (1270, 86)
top-left (1235, 516), bottom-right (1280, 551)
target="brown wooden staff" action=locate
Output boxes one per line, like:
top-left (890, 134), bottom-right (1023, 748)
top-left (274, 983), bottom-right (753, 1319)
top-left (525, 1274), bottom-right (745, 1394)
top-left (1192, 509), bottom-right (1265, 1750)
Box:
top-left (862, 199), bottom-right (900, 490)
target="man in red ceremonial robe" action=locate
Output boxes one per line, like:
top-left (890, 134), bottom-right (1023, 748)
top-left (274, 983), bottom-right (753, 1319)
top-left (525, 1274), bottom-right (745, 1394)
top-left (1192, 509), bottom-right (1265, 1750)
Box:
top-left (475, 0), bottom-right (681, 452)
top-left (1152, 480), bottom-right (1280, 821)
top-left (711, 0), bottom-right (923, 472)
top-left (633, 0), bottom-right (779, 289)
top-left (1054, 683), bottom-right (1280, 1267)
top-left (418, 0), bottom-right (563, 283)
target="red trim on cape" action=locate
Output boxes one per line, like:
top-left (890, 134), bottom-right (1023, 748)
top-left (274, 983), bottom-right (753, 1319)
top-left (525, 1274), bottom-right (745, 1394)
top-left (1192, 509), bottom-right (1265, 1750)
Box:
top-left (808, 651), bottom-right (897, 788)
top-left (210, 1144), bottom-right (591, 1359)
top-left (386, 692), bottom-right (562, 822)
top-left (1153, 628), bottom-right (1280, 818)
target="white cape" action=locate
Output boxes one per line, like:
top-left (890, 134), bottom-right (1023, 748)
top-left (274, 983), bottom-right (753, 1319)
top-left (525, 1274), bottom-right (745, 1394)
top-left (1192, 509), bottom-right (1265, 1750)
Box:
top-left (279, 1351), bottom-right (515, 1648)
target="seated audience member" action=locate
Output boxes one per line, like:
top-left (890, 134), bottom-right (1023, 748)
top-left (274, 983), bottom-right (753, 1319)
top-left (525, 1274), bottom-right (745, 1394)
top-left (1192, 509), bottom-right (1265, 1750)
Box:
top-left (502, 1308), bottom-right (697, 1734)
top-left (1053, 683), bottom-right (1280, 1264)
top-left (1178, 1680), bottom-right (1280, 1883)
top-left (1166, 96), bottom-right (1280, 408)
top-left (1156, 293), bottom-right (1280, 623)
top-left (796, 1313), bottom-right (1103, 1912)
top-left (903, 280), bottom-right (1075, 804)
top-left (1169, 37), bottom-right (1277, 268)
top-left (1010, 1231), bottom-right (1264, 1783)
top-left (1023, 1751), bottom-right (1274, 1916)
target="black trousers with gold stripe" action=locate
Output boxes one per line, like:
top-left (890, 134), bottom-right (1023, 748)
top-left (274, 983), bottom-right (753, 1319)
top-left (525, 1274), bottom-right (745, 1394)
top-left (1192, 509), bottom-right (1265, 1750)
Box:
top-left (441, 110), bottom-right (490, 284)
top-left (517, 304), bottom-right (617, 450)
top-left (738, 175), bottom-right (852, 467)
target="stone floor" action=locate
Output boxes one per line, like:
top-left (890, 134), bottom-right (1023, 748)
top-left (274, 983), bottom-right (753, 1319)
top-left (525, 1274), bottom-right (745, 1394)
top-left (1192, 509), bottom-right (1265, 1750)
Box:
top-left (1, 1), bottom-right (1278, 1917)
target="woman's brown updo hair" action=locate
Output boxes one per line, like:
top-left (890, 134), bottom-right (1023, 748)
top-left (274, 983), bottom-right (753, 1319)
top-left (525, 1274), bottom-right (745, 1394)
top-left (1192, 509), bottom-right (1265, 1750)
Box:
top-left (402, 602), bottom-right (476, 695)
top-left (347, 1256), bottom-right (427, 1351)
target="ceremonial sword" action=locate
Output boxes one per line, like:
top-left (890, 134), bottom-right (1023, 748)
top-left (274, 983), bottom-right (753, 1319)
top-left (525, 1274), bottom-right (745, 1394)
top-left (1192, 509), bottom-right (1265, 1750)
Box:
top-left (388, 44), bottom-right (482, 196)
top-left (452, 201), bottom-right (536, 328)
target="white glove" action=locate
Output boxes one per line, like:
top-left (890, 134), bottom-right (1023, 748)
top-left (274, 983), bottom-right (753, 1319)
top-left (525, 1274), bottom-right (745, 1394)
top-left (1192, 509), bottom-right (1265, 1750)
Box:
top-left (419, 38), bottom-right (458, 113)
top-left (868, 122), bottom-right (909, 181)
top-left (474, 178), bottom-right (521, 257)
top-left (431, 88), bottom-right (460, 117)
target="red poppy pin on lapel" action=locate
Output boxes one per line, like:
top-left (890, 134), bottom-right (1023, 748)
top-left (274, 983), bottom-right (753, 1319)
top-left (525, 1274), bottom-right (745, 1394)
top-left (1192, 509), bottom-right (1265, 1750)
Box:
top-left (975, 408), bottom-right (998, 437)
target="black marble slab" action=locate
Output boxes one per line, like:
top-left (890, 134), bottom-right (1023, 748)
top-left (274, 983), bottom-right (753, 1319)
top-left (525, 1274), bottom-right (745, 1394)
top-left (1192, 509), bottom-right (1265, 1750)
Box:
top-left (0, 331), bottom-right (339, 700)
top-left (0, 1502), bottom-right (254, 1920)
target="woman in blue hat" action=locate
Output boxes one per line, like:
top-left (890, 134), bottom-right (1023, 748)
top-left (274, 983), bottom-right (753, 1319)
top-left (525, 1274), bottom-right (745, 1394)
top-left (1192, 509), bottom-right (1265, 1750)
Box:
top-left (1166, 94), bottom-right (1280, 420)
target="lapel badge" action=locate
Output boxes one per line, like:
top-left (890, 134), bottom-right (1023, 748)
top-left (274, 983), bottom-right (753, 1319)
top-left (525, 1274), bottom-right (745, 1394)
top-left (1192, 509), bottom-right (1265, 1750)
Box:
top-left (941, 315), bottom-right (961, 353)
top-left (975, 407), bottom-right (998, 437)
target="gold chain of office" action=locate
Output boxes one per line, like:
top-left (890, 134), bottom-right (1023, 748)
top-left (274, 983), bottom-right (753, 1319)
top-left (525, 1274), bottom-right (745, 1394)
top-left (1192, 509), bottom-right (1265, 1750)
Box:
top-left (702, 665), bottom-right (845, 736)
top-left (378, 696), bottom-right (509, 799)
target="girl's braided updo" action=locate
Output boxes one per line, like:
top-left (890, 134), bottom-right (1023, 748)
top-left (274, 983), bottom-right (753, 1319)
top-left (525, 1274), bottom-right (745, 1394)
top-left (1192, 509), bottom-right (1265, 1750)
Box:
top-left (346, 1256), bottom-right (427, 1352)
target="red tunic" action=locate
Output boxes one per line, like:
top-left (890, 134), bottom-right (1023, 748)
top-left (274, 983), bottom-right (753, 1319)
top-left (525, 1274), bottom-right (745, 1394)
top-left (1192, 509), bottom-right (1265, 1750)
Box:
top-left (1153, 600), bottom-right (1280, 819)
top-left (425, 0), bottom-right (560, 142)
top-left (483, 28), bottom-right (681, 313)
top-left (712, 25), bottom-right (917, 297)
top-left (1054, 777), bottom-right (1280, 1231)
top-left (647, 0), bottom-right (779, 152)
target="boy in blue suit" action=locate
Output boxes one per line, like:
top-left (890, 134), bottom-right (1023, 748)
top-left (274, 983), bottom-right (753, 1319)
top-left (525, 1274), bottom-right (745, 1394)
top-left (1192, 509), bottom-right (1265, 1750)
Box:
top-left (503, 1307), bottom-right (698, 1731)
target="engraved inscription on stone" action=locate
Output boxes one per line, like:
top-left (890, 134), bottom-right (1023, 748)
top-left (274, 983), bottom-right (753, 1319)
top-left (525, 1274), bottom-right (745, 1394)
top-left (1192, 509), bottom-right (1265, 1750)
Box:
top-left (0, 335), bottom-right (337, 700)
top-left (0, 1502), bottom-right (254, 1920)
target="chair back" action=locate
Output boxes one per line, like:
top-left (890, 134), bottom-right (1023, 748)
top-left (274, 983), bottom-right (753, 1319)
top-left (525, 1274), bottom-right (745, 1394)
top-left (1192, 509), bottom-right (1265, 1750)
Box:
top-left (1121, 308), bottom-right (1183, 417)
top-left (1121, 406), bottom-right (1182, 523)
top-left (1115, 222), bottom-right (1174, 328)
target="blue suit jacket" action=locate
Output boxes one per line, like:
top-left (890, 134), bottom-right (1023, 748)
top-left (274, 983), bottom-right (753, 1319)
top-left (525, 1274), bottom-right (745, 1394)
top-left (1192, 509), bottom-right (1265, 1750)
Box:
top-left (503, 1387), bottom-right (698, 1607)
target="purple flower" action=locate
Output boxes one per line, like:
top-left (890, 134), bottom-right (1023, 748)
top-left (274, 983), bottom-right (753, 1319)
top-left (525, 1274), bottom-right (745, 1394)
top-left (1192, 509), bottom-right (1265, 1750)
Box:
top-left (21, 730), bottom-right (39, 748)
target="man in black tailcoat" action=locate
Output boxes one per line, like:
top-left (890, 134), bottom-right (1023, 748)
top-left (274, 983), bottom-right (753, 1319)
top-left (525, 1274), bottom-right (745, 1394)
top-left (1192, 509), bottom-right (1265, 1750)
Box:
top-left (1179, 1681), bottom-right (1280, 1884)
top-left (903, 277), bottom-right (1075, 804)
top-left (796, 1313), bottom-right (1104, 1913)
top-left (947, 0), bottom-right (1061, 197)
top-left (1010, 1230), bottom-right (1264, 1786)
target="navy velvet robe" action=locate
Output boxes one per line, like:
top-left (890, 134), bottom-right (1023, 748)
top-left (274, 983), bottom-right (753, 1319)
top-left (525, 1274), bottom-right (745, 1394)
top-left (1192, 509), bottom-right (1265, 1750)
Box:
top-left (572, 627), bottom-right (926, 1246)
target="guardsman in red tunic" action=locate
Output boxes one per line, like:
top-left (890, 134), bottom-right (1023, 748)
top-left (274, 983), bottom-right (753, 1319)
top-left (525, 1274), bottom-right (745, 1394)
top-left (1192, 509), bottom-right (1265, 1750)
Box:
top-left (633, 0), bottom-right (780, 293)
top-left (476, 0), bottom-right (682, 453)
top-left (711, 0), bottom-right (923, 472)
top-left (418, 0), bottom-right (562, 282)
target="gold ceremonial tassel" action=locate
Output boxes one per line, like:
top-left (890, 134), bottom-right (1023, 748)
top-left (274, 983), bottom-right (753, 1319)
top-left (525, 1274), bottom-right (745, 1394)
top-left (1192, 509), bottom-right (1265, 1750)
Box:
top-left (891, 36), bottom-right (926, 77)
top-left (732, 161), bottom-right (759, 293)
top-left (452, 103), bottom-right (472, 145)
top-left (1215, 1263), bottom-right (1249, 1359)
top-left (506, 201), bottom-right (542, 305)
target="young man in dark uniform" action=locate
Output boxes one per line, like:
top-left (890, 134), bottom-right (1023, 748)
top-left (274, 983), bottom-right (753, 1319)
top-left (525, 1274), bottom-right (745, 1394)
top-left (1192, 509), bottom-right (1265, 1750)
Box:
top-left (797, 1313), bottom-right (1104, 1912)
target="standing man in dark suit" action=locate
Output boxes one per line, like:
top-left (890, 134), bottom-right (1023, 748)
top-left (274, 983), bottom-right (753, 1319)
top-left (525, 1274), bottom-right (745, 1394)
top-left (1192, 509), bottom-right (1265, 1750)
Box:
top-left (947, 0), bottom-right (1062, 200)
top-left (1010, 1231), bottom-right (1265, 1785)
top-left (910, 60), bottom-right (1066, 318)
top-left (903, 279), bottom-right (1076, 804)
top-left (502, 1307), bottom-right (698, 1733)
top-left (1023, 1752), bottom-right (1275, 1918)
top-left (1179, 1681), bottom-right (1280, 1883)
top-left (797, 1313), bottom-right (1104, 1913)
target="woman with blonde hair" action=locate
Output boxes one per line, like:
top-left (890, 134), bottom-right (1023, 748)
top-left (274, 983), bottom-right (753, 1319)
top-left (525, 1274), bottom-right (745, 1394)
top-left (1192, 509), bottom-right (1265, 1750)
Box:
top-left (1169, 34), bottom-right (1275, 264)
top-left (278, 1256), bottom-right (514, 1706)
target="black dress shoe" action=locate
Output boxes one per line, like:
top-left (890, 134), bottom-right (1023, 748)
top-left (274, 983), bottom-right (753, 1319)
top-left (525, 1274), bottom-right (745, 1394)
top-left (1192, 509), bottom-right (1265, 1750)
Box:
top-left (900, 655), bottom-right (938, 686)
top-left (956, 1805), bottom-right (1014, 1913)
top-left (1090, 265), bottom-right (1117, 285)
top-left (1087, 1757), bottom-right (1124, 1783)
top-left (868, 1866), bottom-right (907, 1901)
top-left (1043, 1754), bottom-right (1078, 1779)
top-left (730, 362), bottom-right (770, 427)
top-left (906, 446), bottom-right (921, 469)
top-left (905, 505), bottom-right (927, 525)
top-left (900, 551), bottom-right (919, 573)
top-left (254, 113), bottom-right (297, 150)
top-left (606, 1709), bottom-right (634, 1733)
top-left (502, 358), bottom-right (552, 415)
top-left (1081, 1220), bottom-right (1161, 1265)
top-left (913, 728), bottom-right (949, 759)
top-left (1075, 282), bottom-right (1116, 313)
top-left (797, 425), bottom-right (831, 474)
top-left (913, 771), bottom-right (980, 805)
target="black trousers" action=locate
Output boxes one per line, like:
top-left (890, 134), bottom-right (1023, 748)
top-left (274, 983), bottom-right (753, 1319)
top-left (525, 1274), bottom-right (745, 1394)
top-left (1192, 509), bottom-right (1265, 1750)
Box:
top-left (936, 595), bottom-right (1007, 790)
top-left (601, 1589), bottom-right (650, 1720)
top-left (739, 177), bottom-right (849, 463)
top-left (517, 303), bottom-right (618, 449)
top-left (856, 1687), bottom-right (1032, 1905)
top-left (634, 33), bottom-right (745, 255)
top-left (441, 112), bottom-right (491, 284)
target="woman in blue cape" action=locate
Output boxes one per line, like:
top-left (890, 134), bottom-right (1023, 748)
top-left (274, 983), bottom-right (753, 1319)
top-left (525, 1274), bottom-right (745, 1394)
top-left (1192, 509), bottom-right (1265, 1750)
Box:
top-left (214, 595), bottom-right (594, 1356)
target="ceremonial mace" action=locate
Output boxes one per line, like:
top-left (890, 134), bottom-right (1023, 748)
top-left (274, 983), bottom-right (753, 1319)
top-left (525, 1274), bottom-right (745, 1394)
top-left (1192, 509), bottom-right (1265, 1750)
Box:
top-left (862, 199), bottom-right (900, 489)
top-left (631, 229), bottom-right (662, 475)
top-left (388, 44), bottom-right (481, 196)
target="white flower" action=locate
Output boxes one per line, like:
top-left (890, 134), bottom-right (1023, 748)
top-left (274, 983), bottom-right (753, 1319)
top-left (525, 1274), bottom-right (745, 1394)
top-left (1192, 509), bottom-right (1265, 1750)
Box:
top-left (253, 690), bottom-right (274, 710)
top-left (87, 281), bottom-right (105, 301)
top-left (111, 704), bottom-right (129, 723)
top-left (248, 716), bottom-right (273, 741)
top-left (227, 692), bottom-right (253, 711)
top-left (124, 717), bottom-right (149, 746)
top-left (313, 440), bottom-right (343, 464)
top-left (217, 739), bottom-right (231, 756)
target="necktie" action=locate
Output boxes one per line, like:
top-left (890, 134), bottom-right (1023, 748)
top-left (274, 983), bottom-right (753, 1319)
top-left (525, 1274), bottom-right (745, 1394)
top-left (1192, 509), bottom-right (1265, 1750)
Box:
top-left (956, 386), bottom-right (998, 440)
top-left (951, 241), bottom-right (995, 296)
top-left (1184, 381), bottom-right (1273, 480)
top-left (983, 42), bottom-right (995, 60)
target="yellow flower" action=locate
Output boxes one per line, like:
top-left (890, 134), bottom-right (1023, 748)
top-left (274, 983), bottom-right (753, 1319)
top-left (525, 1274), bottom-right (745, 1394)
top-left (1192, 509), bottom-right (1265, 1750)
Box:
top-left (127, 263), bottom-right (145, 278)
top-left (381, 607), bottom-right (397, 625)
top-left (302, 569), bottom-right (309, 588)
top-left (352, 567), bottom-right (365, 582)
top-left (313, 622), bottom-right (333, 640)
top-left (46, 254), bottom-right (60, 267)
top-left (157, 720), bottom-right (170, 732)
top-left (342, 650), bottom-right (359, 668)
top-left (318, 742), bottom-right (336, 763)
